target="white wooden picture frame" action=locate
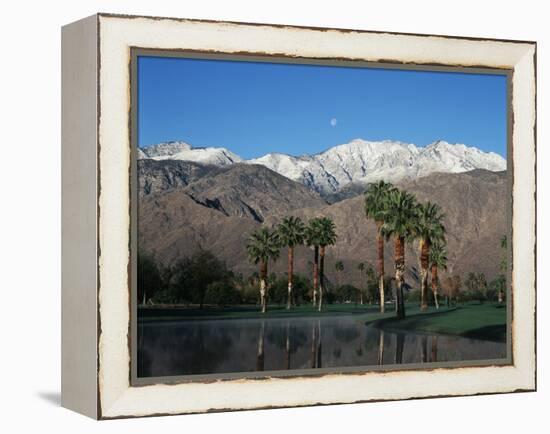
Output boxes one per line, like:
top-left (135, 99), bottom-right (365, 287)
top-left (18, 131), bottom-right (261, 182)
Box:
top-left (61, 13), bottom-right (536, 419)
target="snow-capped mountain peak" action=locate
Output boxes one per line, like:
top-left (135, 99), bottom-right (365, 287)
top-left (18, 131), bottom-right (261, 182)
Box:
top-left (140, 141), bottom-right (242, 166)
top-left (139, 139), bottom-right (506, 194)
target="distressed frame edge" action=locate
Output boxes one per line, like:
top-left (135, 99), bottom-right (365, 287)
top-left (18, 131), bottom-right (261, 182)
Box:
top-left (129, 47), bottom-right (515, 387)
top-left (95, 14), bottom-right (537, 419)
top-left (61, 13), bottom-right (100, 420)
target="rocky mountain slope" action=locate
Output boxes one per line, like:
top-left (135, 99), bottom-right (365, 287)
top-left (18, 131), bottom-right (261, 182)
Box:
top-left (138, 159), bottom-right (217, 196)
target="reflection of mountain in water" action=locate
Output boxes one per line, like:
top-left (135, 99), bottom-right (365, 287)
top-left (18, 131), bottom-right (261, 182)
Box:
top-left (137, 316), bottom-right (506, 378)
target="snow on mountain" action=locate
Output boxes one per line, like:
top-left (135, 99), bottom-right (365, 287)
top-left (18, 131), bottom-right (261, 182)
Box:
top-left (139, 139), bottom-right (506, 194)
top-left (140, 141), bottom-right (242, 166)
top-left (247, 139), bottom-right (506, 194)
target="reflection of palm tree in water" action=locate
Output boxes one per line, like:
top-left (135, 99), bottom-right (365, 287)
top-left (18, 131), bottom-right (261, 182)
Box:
top-left (394, 333), bottom-right (405, 364)
top-left (431, 336), bottom-right (438, 363)
top-left (310, 321), bottom-right (316, 368)
top-left (310, 320), bottom-right (323, 368)
top-left (420, 335), bottom-right (428, 363)
top-left (285, 321), bottom-right (291, 370)
top-left (316, 320), bottom-right (322, 368)
top-left (256, 321), bottom-right (266, 371)
top-left (378, 329), bottom-right (385, 365)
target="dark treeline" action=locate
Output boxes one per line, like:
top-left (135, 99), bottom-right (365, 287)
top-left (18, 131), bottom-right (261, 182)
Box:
top-left (139, 250), bottom-right (385, 308)
top-left (138, 249), bottom-right (505, 309)
top-left (138, 249), bottom-right (316, 308)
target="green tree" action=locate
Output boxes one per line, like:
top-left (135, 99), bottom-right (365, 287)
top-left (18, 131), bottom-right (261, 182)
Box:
top-left (429, 240), bottom-right (448, 309)
top-left (441, 274), bottom-right (462, 306)
top-left (380, 188), bottom-right (419, 319)
top-left (204, 281), bottom-right (241, 307)
top-left (415, 202), bottom-right (446, 310)
top-left (137, 252), bottom-right (163, 305)
top-left (334, 260), bottom-right (344, 288)
top-left (365, 180), bottom-right (397, 313)
top-left (277, 216), bottom-right (306, 310)
top-left (246, 227), bottom-right (280, 313)
top-left (167, 250), bottom-right (232, 307)
top-left (270, 273), bottom-right (312, 305)
top-left (464, 272), bottom-right (488, 303)
top-left (488, 275), bottom-right (506, 303)
top-left (336, 284), bottom-right (359, 303)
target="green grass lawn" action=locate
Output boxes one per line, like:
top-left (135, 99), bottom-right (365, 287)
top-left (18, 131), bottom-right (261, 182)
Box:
top-left (138, 303), bottom-right (378, 321)
top-left (367, 303), bottom-right (507, 342)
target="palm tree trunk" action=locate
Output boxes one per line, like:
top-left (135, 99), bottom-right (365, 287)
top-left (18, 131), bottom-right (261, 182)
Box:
top-left (312, 246), bottom-right (319, 306)
top-left (287, 246), bottom-right (294, 310)
top-left (260, 260), bottom-right (268, 313)
top-left (318, 246), bottom-right (325, 312)
top-left (394, 236), bottom-right (406, 319)
top-left (376, 224), bottom-right (385, 313)
top-left (256, 321), bottom-right (265, 371)
top-left (420, 239), bottom-right (430, 311)
top-left (431, 263), bottom-right (439, 309)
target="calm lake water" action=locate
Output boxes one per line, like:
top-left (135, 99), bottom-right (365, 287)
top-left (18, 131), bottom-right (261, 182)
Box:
top-left (137, 315), bottom-right (506, 378)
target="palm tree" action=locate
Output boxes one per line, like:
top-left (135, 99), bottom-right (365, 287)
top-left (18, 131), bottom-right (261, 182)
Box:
top-left (334, 260), bottom-right (344, 288)
top-left (357, 262), bottom-right (365, 304)
top-left (277, 216), bottom-right (306, 310)
top-left (316, 217), bottom-right (338, 312)
top-left (246, 227), bottom-right (280, 313)
top-left (380, 188), bottom-right (418, 319)
top-left (429, 241), bottom-right (448, 309)
top-left (365, 181), bottom-right (397, 313)
top-left (306, 218), bottom-right (323, 307)
top-left (415, 202), bottom-right (446, 310)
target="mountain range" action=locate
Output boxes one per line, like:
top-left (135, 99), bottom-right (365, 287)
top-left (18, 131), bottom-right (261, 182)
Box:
top-left (139, 139), bottom-right (506, 197)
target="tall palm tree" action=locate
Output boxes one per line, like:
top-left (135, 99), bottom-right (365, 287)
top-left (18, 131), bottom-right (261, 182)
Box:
top-left (277, 216), bottom-right (306, 310)
top-left (380, 188), bottom-right (418, 319)
top-left (316, 217), bottom-right (337, 312)
top-left (334, 260), bottom-right (344, 288)
top-left (429, 241), bottom-right (448, 309)
top-left (415, 202), bottom-right (446, 310)
top-left (365, 181), bottom-right (397, 313)
top-left (246, 227), bottom-right (280, 313)
top-left (306, 218), bottom-right (323, 307)
top-left (357, 262), bottom-right (365, 305)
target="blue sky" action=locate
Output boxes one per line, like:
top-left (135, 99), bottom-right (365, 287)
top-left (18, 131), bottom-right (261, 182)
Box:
top-left (137, 56), bottom-right (507, 159)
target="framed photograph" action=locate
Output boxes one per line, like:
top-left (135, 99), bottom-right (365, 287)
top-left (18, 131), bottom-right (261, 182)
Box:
top-left (61, 13), bottom-right (536, 419)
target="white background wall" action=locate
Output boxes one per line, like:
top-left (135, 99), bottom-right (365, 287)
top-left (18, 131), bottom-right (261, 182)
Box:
top-left (0, 0), bottom-right (546, 432)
